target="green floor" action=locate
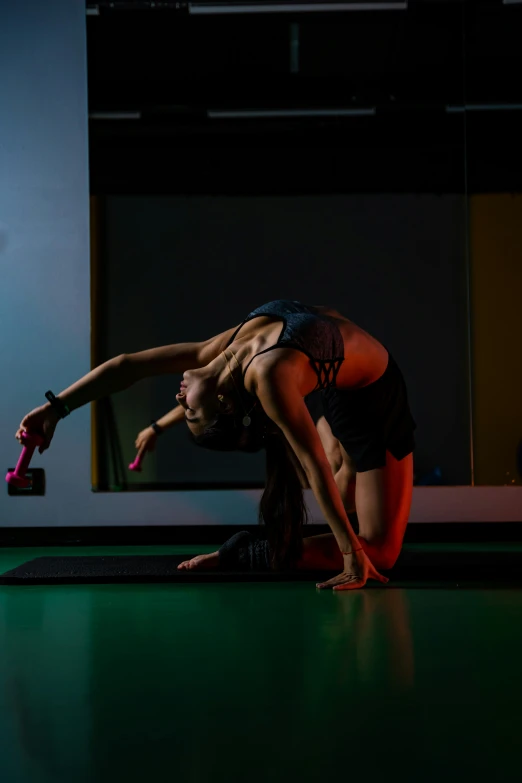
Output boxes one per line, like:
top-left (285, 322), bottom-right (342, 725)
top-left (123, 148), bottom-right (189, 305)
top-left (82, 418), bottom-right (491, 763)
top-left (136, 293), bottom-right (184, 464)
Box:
top-left (1, 544), bottom-right (521, 783)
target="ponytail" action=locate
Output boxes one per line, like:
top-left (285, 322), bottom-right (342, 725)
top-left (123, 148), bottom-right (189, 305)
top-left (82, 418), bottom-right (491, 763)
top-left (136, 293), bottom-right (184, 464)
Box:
top-left (260, 434), bottom-right (308, 570)
top-left (193, 409), bottom-right (308, 570)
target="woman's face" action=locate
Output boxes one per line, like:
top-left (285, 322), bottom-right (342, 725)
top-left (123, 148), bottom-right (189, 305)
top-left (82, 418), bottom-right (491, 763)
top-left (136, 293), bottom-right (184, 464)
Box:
top-left (176, 368), bottom-right (226, 436)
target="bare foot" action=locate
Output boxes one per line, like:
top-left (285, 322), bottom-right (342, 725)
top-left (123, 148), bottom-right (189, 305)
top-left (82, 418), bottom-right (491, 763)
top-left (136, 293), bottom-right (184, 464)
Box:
top-left (177, 551), bottom-right (220, 571)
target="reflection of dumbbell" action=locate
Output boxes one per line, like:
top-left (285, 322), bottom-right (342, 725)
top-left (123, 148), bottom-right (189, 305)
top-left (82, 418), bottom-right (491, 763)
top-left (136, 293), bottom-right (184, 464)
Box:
top-left (6, 432), bottom-right (44, 488)
top-left (129, 452), bottom-right (144, 473)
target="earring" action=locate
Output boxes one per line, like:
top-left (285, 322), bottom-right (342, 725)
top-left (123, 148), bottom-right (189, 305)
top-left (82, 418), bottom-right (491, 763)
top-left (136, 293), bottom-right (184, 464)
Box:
top-left (218, 395), bottom-right (224, 403)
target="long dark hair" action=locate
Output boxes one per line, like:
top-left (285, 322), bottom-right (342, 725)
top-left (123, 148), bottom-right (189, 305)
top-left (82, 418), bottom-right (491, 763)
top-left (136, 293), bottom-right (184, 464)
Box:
top-left (192, 405), bottom-right (308, 570)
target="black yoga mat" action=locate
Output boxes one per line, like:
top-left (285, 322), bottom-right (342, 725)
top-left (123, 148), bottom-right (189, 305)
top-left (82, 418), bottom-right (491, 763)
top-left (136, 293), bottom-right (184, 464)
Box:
top-left (2, 549), bottom-right (522, 585)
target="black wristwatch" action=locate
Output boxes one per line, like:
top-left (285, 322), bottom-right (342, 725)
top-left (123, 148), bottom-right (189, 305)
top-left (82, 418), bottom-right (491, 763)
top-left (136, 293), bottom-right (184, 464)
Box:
top-left (150, 420), bottom-right (163, 436)
top-left (45, 391), bottom-right (70, 419)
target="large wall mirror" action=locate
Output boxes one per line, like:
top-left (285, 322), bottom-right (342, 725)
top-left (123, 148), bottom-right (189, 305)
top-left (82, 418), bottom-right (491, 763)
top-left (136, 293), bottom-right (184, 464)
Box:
top-left (87, 1), bottom-right (521, 491)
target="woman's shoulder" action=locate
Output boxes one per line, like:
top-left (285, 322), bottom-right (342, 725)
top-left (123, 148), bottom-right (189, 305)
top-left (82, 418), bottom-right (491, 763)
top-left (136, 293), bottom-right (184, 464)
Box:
top-left (197, 324), bottom-right (242, 365)
top-left (245, 348), bottom-right (314, 397)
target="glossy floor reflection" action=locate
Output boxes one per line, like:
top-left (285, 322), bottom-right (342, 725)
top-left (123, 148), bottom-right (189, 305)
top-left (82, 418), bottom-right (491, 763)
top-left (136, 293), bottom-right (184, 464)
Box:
top-left (0, 546), bottom-right (521, 783)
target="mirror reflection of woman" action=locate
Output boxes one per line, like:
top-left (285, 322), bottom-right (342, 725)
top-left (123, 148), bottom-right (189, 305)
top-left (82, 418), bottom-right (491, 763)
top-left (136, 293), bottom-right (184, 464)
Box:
top-left (16, 300), bottom-right (416, 590)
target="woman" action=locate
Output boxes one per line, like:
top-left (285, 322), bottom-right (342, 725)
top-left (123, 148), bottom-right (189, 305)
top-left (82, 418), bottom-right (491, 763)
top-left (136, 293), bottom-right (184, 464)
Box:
top-left (16, 300), bottom-right (415, 590)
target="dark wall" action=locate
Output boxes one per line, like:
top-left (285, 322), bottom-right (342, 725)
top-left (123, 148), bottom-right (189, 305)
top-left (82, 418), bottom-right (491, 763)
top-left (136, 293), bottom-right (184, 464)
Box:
top-left (98, 193), bottom-right (471, 487)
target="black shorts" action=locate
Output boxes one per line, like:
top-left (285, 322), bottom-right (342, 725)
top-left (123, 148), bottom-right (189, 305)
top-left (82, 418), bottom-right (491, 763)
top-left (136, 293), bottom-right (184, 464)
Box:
top-left (305, 353), bottom-right (416, 473)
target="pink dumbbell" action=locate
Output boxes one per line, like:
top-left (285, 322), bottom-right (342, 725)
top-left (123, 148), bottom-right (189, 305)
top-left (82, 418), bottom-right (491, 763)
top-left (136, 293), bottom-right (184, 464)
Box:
top-left (6, 432), bottom-right (44, 489)
top-left (129, 452), bottom-right (144, 472)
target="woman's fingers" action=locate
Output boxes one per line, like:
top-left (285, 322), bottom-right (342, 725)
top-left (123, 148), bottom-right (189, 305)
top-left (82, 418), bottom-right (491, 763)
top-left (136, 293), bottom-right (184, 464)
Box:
top-left (333, 580), bottom-right (365, 591)
top-left (371, 566), bottom-right (389, 584)
top-left (317, 564), bottom-right (390, 590)
top-left (317, 573), bottom-right (359, 589)
top-left (134, 434), bottom-right (156, 454)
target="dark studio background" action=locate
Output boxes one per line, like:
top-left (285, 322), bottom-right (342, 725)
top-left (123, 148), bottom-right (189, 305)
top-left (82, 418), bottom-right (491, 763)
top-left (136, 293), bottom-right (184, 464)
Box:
top-left (87, 0), bottom-right (522, 492)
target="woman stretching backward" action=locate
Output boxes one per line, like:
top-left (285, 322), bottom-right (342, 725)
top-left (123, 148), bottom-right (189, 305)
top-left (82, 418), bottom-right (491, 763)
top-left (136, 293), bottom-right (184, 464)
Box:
top-left (16, 300), bottom-right (416, 590)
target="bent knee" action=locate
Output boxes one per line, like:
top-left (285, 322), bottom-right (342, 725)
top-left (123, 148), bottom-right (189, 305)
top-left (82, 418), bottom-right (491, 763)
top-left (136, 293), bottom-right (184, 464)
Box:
top-left (377, 549), bottom-right (400, 571)
top-left (361, 535), bottom-right (401, 571)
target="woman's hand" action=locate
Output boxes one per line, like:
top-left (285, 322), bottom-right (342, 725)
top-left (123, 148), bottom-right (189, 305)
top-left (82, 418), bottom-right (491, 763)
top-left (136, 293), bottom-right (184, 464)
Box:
top-left (15, 405), bottom-right (60, 454)
top-left (316, 547), bottom-right (389, 591)
top-left (134, 426), bottom-right (158, 459)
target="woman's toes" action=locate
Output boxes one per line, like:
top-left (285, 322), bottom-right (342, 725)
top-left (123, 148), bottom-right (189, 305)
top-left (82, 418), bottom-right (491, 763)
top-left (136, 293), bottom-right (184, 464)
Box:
top-left (177, 553), bottom-right (220, 571)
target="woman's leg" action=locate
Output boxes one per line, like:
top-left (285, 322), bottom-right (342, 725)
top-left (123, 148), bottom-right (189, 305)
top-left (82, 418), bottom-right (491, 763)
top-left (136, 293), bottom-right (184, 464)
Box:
top-left (178, 415), bottom-right (343, 572)
top-left (179, 419), bottom-right (413, 574)
top-left (354, 450), bottom-right (413, 569)
top-left (179, 448), bottom-right (413, 573)
top-left (298, 449), bottom-right (414, 572)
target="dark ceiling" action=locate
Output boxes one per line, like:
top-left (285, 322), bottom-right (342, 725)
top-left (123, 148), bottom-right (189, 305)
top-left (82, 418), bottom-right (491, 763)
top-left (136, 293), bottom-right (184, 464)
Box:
top-left (87, 1), bottom-right (522, 193)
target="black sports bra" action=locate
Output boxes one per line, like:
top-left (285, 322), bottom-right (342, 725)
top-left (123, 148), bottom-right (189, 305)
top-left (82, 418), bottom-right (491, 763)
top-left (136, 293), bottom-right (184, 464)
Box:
top-left (226, 299), bottom-right (345, 391)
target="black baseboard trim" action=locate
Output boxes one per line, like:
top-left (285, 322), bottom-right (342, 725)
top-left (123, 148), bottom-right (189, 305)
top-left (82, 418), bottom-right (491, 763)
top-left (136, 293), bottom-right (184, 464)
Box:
top-left (1, 522), bottom-right (522, 548)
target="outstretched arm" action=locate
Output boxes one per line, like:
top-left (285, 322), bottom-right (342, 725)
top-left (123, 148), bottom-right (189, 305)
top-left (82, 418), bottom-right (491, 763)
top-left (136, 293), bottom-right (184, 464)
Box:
top-left (154, 403), bottom-right (186, 431)
top-left (135, 403), bottom-right (186, 449)
top-left (47, 325), bottom-right (238, 415)
top-left (256, 367), bottom-right (359, 555)
top-left (56, 340), bottom-right (216, 414)
top-left (135, 405), bottom-right (185, 444)
top-left (255, 365), bottom-right (388, 589)
top-left (134, 403), bottom-right (186, 461)
top-left (16, 328), bottom-right (237, 451)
